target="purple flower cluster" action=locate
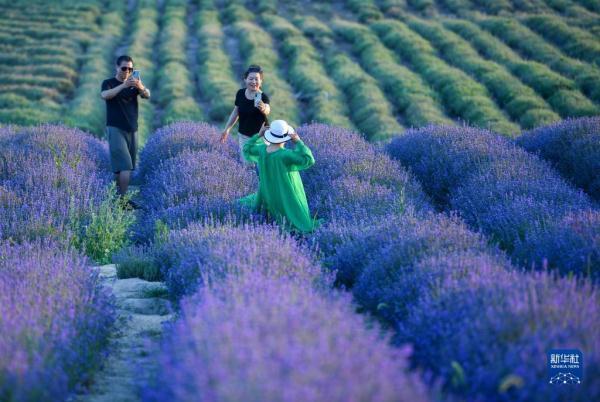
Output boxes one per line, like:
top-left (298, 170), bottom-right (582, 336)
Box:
top-left (0, 124), bottom-right (110, 172)
top-left (294, 122), bottom-right (599, 399)
top-left (0, 124), bottom-right (111, 245)
top-left (136, 122), bottom-right (238, 182)
top-left (133, 120), bottom-right (598, 401)
top-left (297, 123), bottom-right (432, 223)
top-left (514, 209), bottom-right (600, 280)
top-left (352, 213), bottom-right (496, 321)
top-left (134, 123), bottom-right (258, 241)
top-left (134, 125), bottom-right (433, 398)
top-left (386, 124), bottom-right (597, 278)
top-left (517, 116), bottom-right (600, 200)
top-left (396, 253), bottom-right (600, 401)
top-left (0, 241), bottom-right (115, 401)
top-left (136, 149), bottom-right (257, 240)
top-left (143, 224), bottom-right (430, 402)
top-left (155, 222), bottom-right (327, 301)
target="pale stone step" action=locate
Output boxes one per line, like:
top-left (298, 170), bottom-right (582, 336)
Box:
top-left (112, 278), bottom-right (168, 299)
top-left (119, 298), bottom-right (172, 316)
top-left (94, 264), bottom-right (118, 280)
top-left (73, 264), bottom-right (174, 402)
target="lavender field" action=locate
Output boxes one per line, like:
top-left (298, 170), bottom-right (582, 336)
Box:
top-left (1, 0), bottom-right (600, 401)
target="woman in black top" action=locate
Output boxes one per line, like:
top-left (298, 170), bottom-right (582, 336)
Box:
top-left (220, 65), bottom-right (271, 165)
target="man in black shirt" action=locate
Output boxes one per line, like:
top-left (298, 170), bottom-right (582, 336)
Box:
top-left (101, 55), bottom-right (150, 205)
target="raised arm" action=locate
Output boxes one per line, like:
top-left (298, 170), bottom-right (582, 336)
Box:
top-left (242, 132), bottom-right (265, 163)
top-left (282, 134), bottom-right (315, 171)
top-left (100, 81), bottom-right (126, 100)
top-left (137, 80), bottom-right (150, 99)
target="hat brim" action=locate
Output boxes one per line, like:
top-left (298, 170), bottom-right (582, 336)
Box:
top-left (264, 128), bottom-right (292, 144)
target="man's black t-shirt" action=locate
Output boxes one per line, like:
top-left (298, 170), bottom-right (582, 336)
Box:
top-left (235, 89), bottom-right (270, 137)
top-left (101, 78), bottom-right (139, 132)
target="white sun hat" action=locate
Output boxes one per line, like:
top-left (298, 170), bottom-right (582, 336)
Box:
top-left (264, 119), bottom-right (294, 144)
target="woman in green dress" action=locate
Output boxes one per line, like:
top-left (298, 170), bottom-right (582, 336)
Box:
top-left (239, 120), bottom-right (318, 234)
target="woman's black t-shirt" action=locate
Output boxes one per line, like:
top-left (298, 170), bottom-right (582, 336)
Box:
top-left (235, 88), bottom-right (270, 137)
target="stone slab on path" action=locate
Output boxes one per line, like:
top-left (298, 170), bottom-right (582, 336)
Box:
top-left (69, 264), bottom-right (175, 402)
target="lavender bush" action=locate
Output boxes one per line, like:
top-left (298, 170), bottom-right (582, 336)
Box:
top-left (397, 253), bottom-right (599, 401)
top-left (0, 125), bottom-right (136, 260)
top-left (0, 241), bottom-right (115, 402)
top-left (154, 222), bottom-right (327, 301)
top-left (450, 165), bottom-right (590, 249)
top-left (0, 153), bottom-right (102, 243)
top-left (128, 119), bottom-right (598, 402)
top-left (517, 116), bottom-right (600, 200)
top-left (294, 122), bottom-right (599, 400)
top-left (136, 122), bottom-right (238, 182)
top-left (135, 149), bottom-right (258, 241)
top-left (112, 243), bottom-right (161, 281)
top-left (514, 209), bottom-right (600, 280)
top-left (0, 124), bottom-right (110, 173)
top-left (143, 271), bottom-right (431, 402)
top-left (387, 125), bottom-right (597, 277)
top-left (353, 213), bottom-right (500, 323)
top-left (297, 123), bottom-right (431, 223)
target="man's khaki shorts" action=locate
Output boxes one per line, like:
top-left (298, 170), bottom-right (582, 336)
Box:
top-left (106, 126), bottom-right (137, 173)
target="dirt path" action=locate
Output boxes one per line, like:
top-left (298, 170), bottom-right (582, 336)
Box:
top-left (70, 265), bottom-right (174, 402)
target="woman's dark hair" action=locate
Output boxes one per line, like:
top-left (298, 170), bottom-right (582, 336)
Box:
top-left (116, 55), bottom-right (133, 66)
top-left (244, 64), bottom-right (264, 79)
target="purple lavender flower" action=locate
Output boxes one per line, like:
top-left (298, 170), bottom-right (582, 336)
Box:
top-left (135, 149), bottom-right (257, 240)
top-left (352, 212), bottom-right (497, 318)
top-left (136, 122), bottom-right (238, 182)
top-left (155, 222), bottom-right (327, 301)
top-left (387, 124), bottom-right (597, 277)
top-left (0, 241), bottom-right (115, 401)
top-left (0, 125), bottom-right (111, 245)
top-left (297, 123), bottom-right (432, 222)
top-left (1, 124), bottom-right (110, 172)
top-left (517, 116), bottom-right (600, 200)
top-left (514, 209), bottom-right (600, 280)
top-left (143, 269), bottom-right (430, 402)
top-left (397, 253), bottom-right (600, 401)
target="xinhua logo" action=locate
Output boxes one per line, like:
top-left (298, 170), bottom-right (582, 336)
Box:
top-left (547, 349), bottom-right (583, 385)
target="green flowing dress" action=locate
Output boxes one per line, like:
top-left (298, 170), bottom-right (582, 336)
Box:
top-left (239, 133), bottom-right (318, 234)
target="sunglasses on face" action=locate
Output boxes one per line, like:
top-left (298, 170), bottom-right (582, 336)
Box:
top-left (120, 67), bottom-right (134, 72)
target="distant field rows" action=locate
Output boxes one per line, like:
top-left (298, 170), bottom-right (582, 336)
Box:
top-left (0, 0), bottom-right (598, 140)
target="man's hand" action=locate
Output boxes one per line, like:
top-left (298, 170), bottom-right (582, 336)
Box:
top-left (289, 131), bottom-right (300, 143)
top-left (124, 77), bottom-right (137, 88)
top-left (220, 130), bottom-right (229, 144)
top-left (136, 80), bottom-right (150, 98)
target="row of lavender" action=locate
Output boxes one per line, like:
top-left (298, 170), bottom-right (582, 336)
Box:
top-left (387, 117), bottom-right (599, 280)
top-left (125, 123), bottom-right (430, 401)
top-left (0, 125), bottom-right (118, 401)
top-left (130, 121), bottom-right (598, 401)
top-left (516, 116), bottom-right (599, 201)
top-left (302, 124), bottom-right (598, 401)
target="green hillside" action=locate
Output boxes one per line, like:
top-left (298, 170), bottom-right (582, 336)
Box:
top-left (1, 0), bottom-right (599, 141)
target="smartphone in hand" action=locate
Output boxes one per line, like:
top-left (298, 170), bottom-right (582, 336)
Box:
top-left (254, 91), bottom-right (262, 107)
top-left (132, 70), bottom-right (141, 80)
